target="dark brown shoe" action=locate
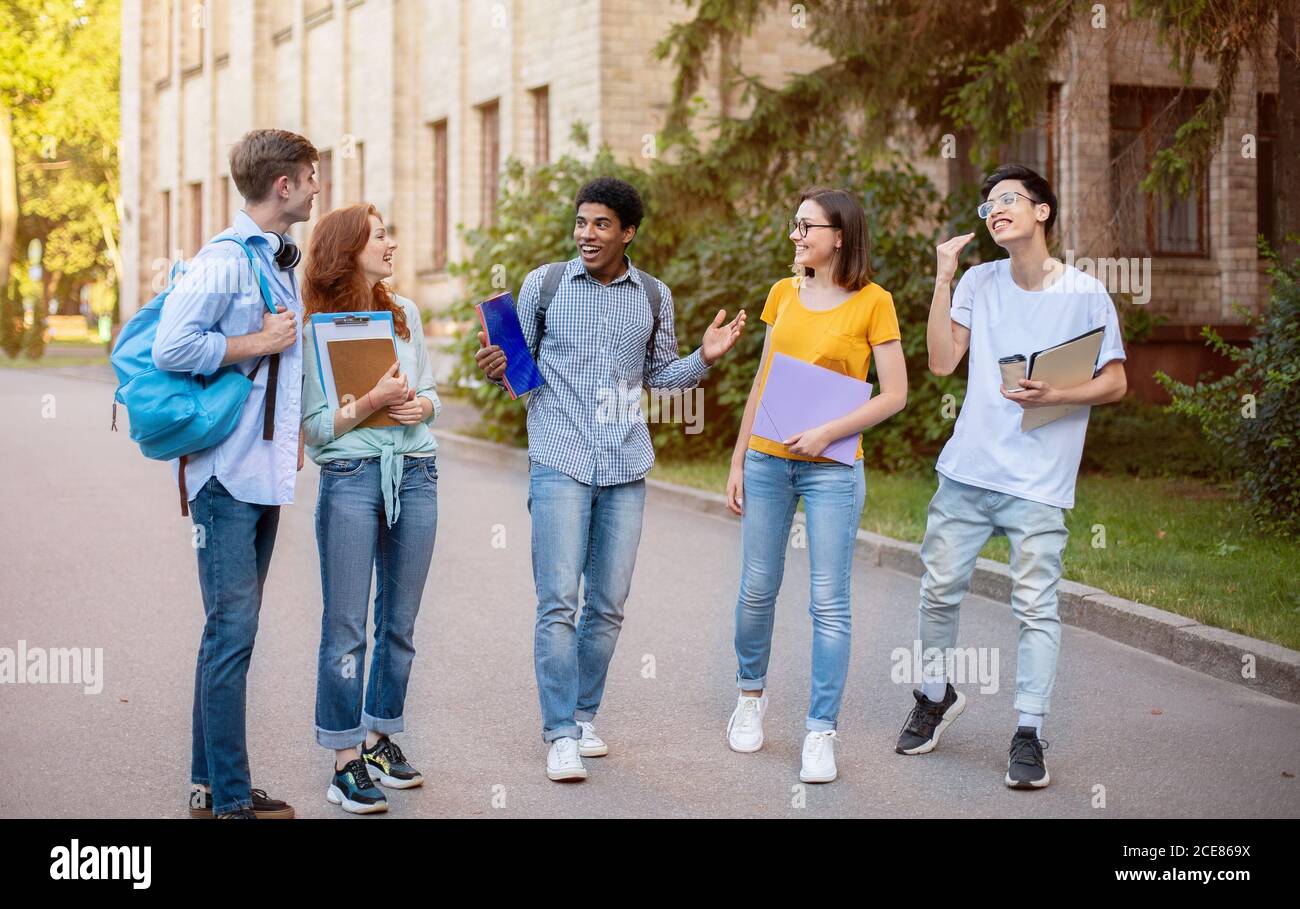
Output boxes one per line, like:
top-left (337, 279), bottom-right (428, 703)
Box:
top-left (190, 787), bottom-right (295, 819)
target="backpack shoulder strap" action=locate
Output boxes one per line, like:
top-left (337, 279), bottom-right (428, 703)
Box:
top-left (531, 261), bottom-right (568, 363)
top-left (634, 267), bottom-right (665, 381)
top-left (211, 234), bottom-right (278, 441)
top-left (212, 235), bottom-right (276, 314)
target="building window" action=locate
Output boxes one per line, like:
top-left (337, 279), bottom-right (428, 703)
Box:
top-left (160, 189), bottom-right (171, 260)
top-left (479, 100), bottom-right (500, 227)
top-left (348, 142), bottom-right (365, 203)
top-left (997, 84), bottom-right (1058, 190)
top-left (212, 0), bottom-right (230, 62)
top-left (1110, 86), bottom-right (1209, 257)
top-left (270, 3), bottom-right (293, 39)
top-left (155, 0), bottom-right (172, 82)
top-left (181, 1), bottom-right (203, 73)
top-left (187, 182), bottom-right (203, 256)
top-left (1257, 93), bottom-right (1278, 256)
top-left (219, 176), bottom-right (231, 227)
top-left (318, 149), bottom-right (333, 213)
top-left (431, 120), bottom-right (449, 270)
top-left (531, 86), bottom-right (550, 165)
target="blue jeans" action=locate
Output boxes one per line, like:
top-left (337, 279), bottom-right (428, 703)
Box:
top-left (918, 473), bottom-right (1069, 715)
top-left (314, 456), bottom-right (438, 749)
top-left (734, 449), bottom-right (866, 731)
top-left (189, 477), bottom-right (281, 815)
top-left (528, 461), bottom-right (646, 743)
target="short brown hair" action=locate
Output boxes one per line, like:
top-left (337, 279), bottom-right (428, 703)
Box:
top-left (797, 186), bottom-right (874, 289)
top-left (229, 129), bottom-right (318, 204)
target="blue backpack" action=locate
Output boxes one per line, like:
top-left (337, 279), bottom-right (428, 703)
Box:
top-left (110, 235), bottom-right (280, 515)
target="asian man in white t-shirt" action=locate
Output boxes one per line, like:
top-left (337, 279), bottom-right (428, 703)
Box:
top-left (894, 164), bottom-right (1128, 789)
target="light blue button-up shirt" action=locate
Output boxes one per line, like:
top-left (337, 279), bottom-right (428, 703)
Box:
top-left (152, 210), bottom-right (304, 506)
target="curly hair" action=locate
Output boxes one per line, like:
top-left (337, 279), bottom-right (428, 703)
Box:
top-left (302, 203), bottom-right (410, 341)
top-left (575, 176), bottom-right (644, 231)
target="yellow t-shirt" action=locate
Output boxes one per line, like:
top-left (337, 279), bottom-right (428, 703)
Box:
top-left (748, 277), bottom-right (902, 462)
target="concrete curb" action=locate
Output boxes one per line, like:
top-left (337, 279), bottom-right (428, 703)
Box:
top-left (440, 430), bottom-right (1300, 706)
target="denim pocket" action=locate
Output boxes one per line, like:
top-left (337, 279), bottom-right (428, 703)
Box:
top-left (420, 457), bottom-right (439, 483)
top-left (745, 449), bottom-right (773, 462)
top-left (321, 458), bottom-right (366, 477)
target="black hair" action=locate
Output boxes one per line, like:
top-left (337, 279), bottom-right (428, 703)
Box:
top-left (981, 163), bottom-right (1057, 236)
top-left (575, 177), bottom-right (645, 232)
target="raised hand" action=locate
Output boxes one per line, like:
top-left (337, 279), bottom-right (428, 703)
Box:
top-left (701, 309), bottom-right (747, 366)
top-left (935, 233), bottom-right (976, 285)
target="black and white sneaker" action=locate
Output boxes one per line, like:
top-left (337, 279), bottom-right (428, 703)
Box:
top-left (326, 758), bottom-right (389, 814)
top-left (362, 735), bottom-right (424, 789)
top-left (1005, 726), bottom-right (1051, 789)
top-left (895, 683), bottom-right (966, 755)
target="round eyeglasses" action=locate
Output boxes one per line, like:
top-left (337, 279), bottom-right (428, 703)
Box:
top-left (977, 190), bottom-right (1040, 220)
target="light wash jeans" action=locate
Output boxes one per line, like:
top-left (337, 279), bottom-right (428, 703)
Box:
top-left (528, 461), bottom-right (646, 743)
top-left (734, 449), bottom-right (866, 731)
top-left (314, 455), bottom-right (438, 749)
top-left (918, 473), bottom-right (1069, 715)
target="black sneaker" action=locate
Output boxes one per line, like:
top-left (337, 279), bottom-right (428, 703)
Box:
top-left (189, 787), bottom-right (295, 819)
top-left (1005, 726), bottom-right (1051, 789)
top-left (327, 758), bottom-right (389, 814)
top-left (895, 684), bottom-right (967, 755)
top-left (363, 736), bottom-right (424, 789)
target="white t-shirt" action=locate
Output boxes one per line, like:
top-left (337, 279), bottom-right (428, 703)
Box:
top-left (935, 258), bottom-right (1126, 509)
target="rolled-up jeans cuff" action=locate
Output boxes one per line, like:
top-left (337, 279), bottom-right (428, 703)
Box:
top-left (574, 709), bottom-right (597, 723)
top-left (736, 674), bottom-right (766, 691)
top-left (1013, 694), bottom-right (1050, 716)
top-left (806, 717), bottom-right (837, 733)
top-left (543, 724), bottom-right (582, 744)
top-left (363, 710), bottom-right (405, 736)
top-left (316, 723), bottom-right (366, 750)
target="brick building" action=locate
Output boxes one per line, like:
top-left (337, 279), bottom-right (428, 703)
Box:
top-left (119, 1), bottom-right (1282, 397)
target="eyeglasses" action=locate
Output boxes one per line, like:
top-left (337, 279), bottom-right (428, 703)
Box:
top-left (977, 191), bottom-right (1040, 220)
top-left (788, 218), bottom-right (835, 238)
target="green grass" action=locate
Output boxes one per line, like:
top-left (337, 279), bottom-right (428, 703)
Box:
top-left (651, 460), bottom-right (1300, 651)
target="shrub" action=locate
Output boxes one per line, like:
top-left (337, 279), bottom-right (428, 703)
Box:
top-left (1157, 250), bottom-right (1300, 536)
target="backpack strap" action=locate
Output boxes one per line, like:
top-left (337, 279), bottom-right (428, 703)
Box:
top-left (635, 268), bottom-right (664, 384)
top-left (179, 455), bottom-right (190, 517)
top-left (212, 235), bottom-right (280, 442)
top-left (531, 261), bottom-right (568, 364)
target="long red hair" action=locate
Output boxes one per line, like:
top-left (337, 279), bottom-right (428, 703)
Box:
top-left (303, 203), bottom-right (410, 340)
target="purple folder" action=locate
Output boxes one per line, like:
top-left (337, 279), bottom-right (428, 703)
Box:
top-left (752, 353), bottom-right (873, 465)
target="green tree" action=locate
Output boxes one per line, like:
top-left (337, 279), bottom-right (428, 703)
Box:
top-left (653, 1), bottom-right (1297, 262)
top-left (1, 0), bottom-right (120, 357)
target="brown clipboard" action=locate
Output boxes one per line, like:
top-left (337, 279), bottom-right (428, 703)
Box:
top-left (326, 336), bottom-right (402, 428)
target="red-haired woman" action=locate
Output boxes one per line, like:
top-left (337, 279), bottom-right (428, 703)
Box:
top-left (301, 203), bottom-right (440, 814)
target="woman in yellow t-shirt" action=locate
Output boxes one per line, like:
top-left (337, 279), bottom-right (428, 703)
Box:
top-left (723, 187), bottom-right (909, 784)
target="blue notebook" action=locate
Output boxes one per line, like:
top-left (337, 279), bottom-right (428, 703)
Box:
top-left (476, 292), bottom-right (544, 399)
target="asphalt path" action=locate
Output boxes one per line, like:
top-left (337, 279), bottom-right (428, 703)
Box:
top-left (2, 367), bottom-right (1297, 818)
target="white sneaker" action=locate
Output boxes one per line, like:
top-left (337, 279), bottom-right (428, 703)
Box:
top-left (727, 693), bottom-right (768, 753)
top-left (800, 730), bottom-right (838, 783)
top-left (577, 721), bottom-right (608, 757)
top-left (546, 737), bottom-right (587, 781)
